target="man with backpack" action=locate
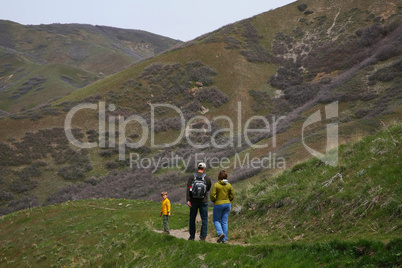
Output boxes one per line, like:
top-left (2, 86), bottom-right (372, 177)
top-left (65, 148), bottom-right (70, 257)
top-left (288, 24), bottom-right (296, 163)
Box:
top-left (186, 162), bottom-right (212, 241)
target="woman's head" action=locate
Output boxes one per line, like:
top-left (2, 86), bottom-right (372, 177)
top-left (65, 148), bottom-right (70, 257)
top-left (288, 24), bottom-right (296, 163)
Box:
top-left (218, 170), bottom-right (227, 181)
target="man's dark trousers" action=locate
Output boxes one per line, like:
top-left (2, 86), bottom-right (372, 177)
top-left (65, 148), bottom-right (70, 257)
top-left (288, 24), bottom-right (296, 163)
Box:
top-left (189, 201), bottom-right (208, 239)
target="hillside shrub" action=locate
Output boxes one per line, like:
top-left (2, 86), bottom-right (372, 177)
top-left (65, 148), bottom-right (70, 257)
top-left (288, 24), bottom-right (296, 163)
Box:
top-left (42, 107), bottom-right (61, 116)
top-left (5, 196), bottom-right (40, 214)
top-left (284, 83), bottom-right (321, 107)
top-left (9, 178), bottom-right (38, 193)
top-left (241, 20), bottom-right (261, 44)
top-left (47, 169), bottom-right (174, 204)
top-left (224, 36), bottom-right (241, 49)
top-left (358, 23), bottom-right (386, 47)
top-left (270, 61), bottom-right (304, 90)
top-left (140, 63), bottom-right (164, 77)
top-left (18, 164), bottom-right (42, 180)
top-left (240, 44), bottom-right (271, 62)
top-left (82, 94), bottom-right (102, 103)
top-left (57, 149), bottom-right (92, 180)
top-left (196, 86), bottom-right (228, 107)
top-left (86, 129), bottom-right (98, 143)
top-left (297, 4), bottom-right (308, 12)
top-left (272, 40), bottom-right (287, 55)
top-left (30, 111), bottom-right (43, 121)
top-left (186, 61), bottom-right (217, 86)
top-left (84, 177), bottom-right (99, 186)
top-left (369, 59), bottom-right (402, 82)
top-left (375, 44), bottom-right (401, 61)
top-left (356, 109), bottom-right (370, 119)
top-left (248, 90), bottom-right (271, 111)
top-left (99, 149), bottom-right (114, 158)
top-left (0, 189), bottom-right (14, 201)
top-left (106, 161), bottom-right (119, 170)
top-left (58, 166), bottom-right (85, 180)
top-left (314, 15), bottom-right (327, 26)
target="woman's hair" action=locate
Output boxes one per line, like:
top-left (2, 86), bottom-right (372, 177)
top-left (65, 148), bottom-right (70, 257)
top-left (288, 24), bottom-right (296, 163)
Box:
top-left (218, 170), bottom-right (227, 180)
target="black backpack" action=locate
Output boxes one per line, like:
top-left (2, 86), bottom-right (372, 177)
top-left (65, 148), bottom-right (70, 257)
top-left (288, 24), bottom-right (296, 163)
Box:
top-left (190, 173), bottom-right (207, 199)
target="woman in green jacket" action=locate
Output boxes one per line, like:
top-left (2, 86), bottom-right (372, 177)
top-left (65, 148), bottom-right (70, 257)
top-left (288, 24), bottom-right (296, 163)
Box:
top-left (210, 170), bottom-right (234, 243)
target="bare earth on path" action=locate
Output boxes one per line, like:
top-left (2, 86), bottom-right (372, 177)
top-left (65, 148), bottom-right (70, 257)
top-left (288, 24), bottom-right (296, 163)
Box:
top-left (154, 211), bottom-right (248, 245)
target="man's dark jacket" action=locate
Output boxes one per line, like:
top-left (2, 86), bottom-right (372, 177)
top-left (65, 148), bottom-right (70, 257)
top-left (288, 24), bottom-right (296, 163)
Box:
top-left (186, 172), bottom-right (212, 203)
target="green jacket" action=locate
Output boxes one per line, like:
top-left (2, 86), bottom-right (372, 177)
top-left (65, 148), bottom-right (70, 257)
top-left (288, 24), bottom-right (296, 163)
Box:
top-left (210, 180), bottom-right (234, 205)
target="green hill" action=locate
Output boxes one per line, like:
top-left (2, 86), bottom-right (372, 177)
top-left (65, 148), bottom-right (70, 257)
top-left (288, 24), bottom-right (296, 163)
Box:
top-left (0, 0), bottom-right (401, 221)
top-left (232, 123), bottom-right (401, 244)
top-left (0, 125), bottom-right (400, 267)
top-left (0, 20), bottom-right (182, 113)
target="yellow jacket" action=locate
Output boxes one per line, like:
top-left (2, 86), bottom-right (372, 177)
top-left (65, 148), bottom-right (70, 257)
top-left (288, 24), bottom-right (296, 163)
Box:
top-left (161, 198), bottom-right (171, 215)
top-left (210, 180), bottom-right (234, 205)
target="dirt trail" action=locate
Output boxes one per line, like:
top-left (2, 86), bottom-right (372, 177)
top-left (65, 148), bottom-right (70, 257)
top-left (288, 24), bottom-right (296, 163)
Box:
top-left (154, 212), bottom-right (248, 245)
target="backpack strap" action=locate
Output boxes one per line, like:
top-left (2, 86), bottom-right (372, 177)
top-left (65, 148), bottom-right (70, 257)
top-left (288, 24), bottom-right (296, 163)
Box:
top-left (194, 173), bottom-right (206, 180)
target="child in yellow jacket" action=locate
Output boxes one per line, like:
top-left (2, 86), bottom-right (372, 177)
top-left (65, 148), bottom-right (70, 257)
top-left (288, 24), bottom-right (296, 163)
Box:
top-left (160, 191), bottom-right (171, 234)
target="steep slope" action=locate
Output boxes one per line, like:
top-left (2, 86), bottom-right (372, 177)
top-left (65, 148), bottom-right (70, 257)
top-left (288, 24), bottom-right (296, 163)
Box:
top-left (232, 123), bottom-right (401, 243)
top-left (0, 0), bottom-right (401, 215)
top-left (0, 124), bottom-right (400, 267)
top-left (0, 20), bottom-right (182, 113)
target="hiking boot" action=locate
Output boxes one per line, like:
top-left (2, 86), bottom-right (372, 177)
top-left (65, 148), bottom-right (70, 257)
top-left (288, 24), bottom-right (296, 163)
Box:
top-left (200, 236), bottom-right (206, 242)
top-left (217, 233), bottom-right (225, 243)
top-left (188, 236), bottom-right (194, 241)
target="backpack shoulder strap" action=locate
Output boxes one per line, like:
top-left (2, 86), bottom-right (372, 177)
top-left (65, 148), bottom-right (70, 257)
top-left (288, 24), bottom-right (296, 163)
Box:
top-left (194, 173), bottom-right (206, 180)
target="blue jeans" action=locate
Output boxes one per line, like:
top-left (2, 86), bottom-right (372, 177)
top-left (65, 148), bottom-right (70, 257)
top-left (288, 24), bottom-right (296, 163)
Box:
top-left (189, 201), bottom-right (208, 239)
top-left (213, 203), bottom-right (231, 241)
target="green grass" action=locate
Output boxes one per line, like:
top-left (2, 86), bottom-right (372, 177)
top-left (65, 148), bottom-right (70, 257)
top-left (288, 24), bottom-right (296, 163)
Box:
top-left (1, 198), bottom-right (400, 267)
top-left (232, 123), bottom-right (401, 244)
top-left (0, 63), bottom-right (98, 113)
top-left (0, 125), bottom-right (401, 267)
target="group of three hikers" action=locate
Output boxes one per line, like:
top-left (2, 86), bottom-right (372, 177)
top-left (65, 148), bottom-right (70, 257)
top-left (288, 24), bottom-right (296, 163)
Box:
top-left (160, 162), bottom-right (235, 243)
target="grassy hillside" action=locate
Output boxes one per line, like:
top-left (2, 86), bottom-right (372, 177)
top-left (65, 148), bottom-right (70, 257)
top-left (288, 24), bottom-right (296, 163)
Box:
top-left (0, 0), bottom-right (401, 218)
top-left (0, 124), bottom-right (400, 267)
top-left (0, 201), bottom-right (400, 267)
top-left (232, 123), bottom-right (401, 244)
top-left (0, 20), bottom-right (182, 113)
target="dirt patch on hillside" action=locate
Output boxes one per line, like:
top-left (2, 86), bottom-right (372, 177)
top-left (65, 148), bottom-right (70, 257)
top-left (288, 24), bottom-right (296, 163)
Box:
top-left (154, 211), bottom-right (248, 245)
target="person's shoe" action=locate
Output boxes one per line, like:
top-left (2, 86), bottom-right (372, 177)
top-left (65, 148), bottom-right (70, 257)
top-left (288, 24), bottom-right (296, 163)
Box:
top-left (221, 241), bottom-right (227, 244)
top-left (163, 231), bottom-right (170, 234)
top-left (188, 236), bottom-right (194, 241)
top-left (217, 233), bottom-right (225, 243)
top-left (200, 236), bottom-right (206, 242)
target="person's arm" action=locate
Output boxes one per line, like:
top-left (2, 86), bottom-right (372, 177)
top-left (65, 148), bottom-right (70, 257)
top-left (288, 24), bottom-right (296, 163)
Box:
top-left (206, 176), bottom-right (212, 192)
top-left (229, 184), bottom-right (234, 202)
top-left (186, 177), bottom-right (191, 202)
top-left (167, 199), bottom-right (171, 216)
top-left (210, 183), bottom-right (217, 203)
top-left (186, 177), bottom-right (192, 207)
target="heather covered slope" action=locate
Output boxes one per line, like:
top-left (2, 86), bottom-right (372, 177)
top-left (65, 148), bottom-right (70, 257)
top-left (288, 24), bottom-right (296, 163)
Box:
top-left (0, 20), bottom-right (182, 113)
top-left (0, 0), bottom-right (401, 216)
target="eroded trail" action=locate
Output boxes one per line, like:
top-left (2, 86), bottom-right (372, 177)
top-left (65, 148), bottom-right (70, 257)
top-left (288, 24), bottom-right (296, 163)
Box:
top-left (154, 212), bottom-right (248, 245)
